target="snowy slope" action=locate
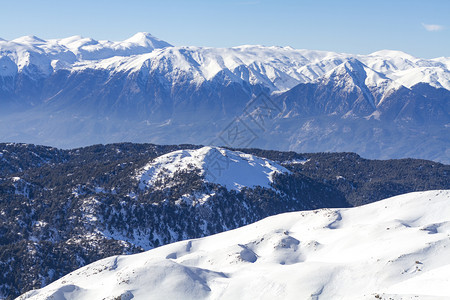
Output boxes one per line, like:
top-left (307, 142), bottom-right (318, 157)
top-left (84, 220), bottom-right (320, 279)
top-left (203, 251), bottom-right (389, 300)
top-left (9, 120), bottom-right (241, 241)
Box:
top-left (138, 146), bottom-right (289, 191)
top-left (18, 190), bottom-right (450, 300)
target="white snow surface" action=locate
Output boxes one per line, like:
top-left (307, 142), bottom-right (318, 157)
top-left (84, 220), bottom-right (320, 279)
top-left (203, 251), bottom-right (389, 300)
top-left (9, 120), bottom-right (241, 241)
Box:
top-left (138, 146), bottom-right (289, 191)
top-left (18, 190), bottom-right (450, 300)
top-left (1, 33), bottom-right (450, 92)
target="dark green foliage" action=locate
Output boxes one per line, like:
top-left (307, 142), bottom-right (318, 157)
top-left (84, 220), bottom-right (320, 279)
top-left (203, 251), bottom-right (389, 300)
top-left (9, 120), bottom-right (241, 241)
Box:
top-left (235, 149), bottom-right (449, 206)
top-left (280, 152), bottom-right (449, 206)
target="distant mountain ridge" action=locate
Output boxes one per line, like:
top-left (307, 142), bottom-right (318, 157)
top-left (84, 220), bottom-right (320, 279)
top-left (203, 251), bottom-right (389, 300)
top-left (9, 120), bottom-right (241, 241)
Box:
top-left (0, 33), bottom-right (449, 162)
top-left (1, 33), bottom-right (449, 90)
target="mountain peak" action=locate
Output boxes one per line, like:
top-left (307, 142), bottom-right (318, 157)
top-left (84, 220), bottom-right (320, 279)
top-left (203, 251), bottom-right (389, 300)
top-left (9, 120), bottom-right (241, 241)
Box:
top-left (324, 58), bottom-right (368, 82)
top-left (326, 58), bottom-right (392, 89)
top-left (123, 32), bottom-right (172, 48)
top-left (138, 146), bottom-right (289, 191)
top-left (340, 58), bottom-right (366, 73)
top-left (127, 32), bottom-right (155, 40)
top-left (369, 50), bottom-right (416, 60)
top-left (12, 35), bottom-right (46, 45)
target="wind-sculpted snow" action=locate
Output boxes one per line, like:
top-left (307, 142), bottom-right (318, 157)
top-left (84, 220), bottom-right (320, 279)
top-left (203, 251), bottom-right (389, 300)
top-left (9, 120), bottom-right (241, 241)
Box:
top-left (18, 190), bottom-right (450, 300)
top-left (138, 146), bottom-right (289, 191)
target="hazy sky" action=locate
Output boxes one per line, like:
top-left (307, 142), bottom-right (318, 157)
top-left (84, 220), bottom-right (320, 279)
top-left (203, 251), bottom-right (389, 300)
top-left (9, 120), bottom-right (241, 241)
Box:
top-left (1, 0), bottom-right (449, 58)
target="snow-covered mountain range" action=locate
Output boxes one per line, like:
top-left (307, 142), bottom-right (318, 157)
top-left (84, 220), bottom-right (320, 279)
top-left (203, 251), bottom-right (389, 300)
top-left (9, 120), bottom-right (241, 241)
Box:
top-left (0, 33), bottom-right (449, 162)
top-left (18, 190), bottom-right (450, 300)
top-left (1, 33), bottom-right (449, 91)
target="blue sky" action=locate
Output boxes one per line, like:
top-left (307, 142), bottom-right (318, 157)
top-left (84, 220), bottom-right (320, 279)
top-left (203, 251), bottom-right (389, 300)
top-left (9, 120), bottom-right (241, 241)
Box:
top-left (1, 0), bottom-right (449, 58)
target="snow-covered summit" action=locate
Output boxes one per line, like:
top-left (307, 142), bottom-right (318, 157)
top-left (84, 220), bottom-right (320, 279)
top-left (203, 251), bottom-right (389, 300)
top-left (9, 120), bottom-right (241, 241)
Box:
top-left (18, 190), bottom-right (450, 300)
top-left (0, 32), bottom-right (173, 71)
top-left (138, 146), bottom-right (289, 191)
top-left (52, 32), bottom-right (172, 60)
top-left (11, 35), bottom-right (47, 45)
top-left (369, 49), bottom-right (417, 60)
top-left (123, 32), bottom-right (172, 48)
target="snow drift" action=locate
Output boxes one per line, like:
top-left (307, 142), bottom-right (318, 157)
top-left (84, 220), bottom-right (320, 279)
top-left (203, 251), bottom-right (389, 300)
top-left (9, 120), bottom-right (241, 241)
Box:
top-left (18, 190), bottom-right (450, 300)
